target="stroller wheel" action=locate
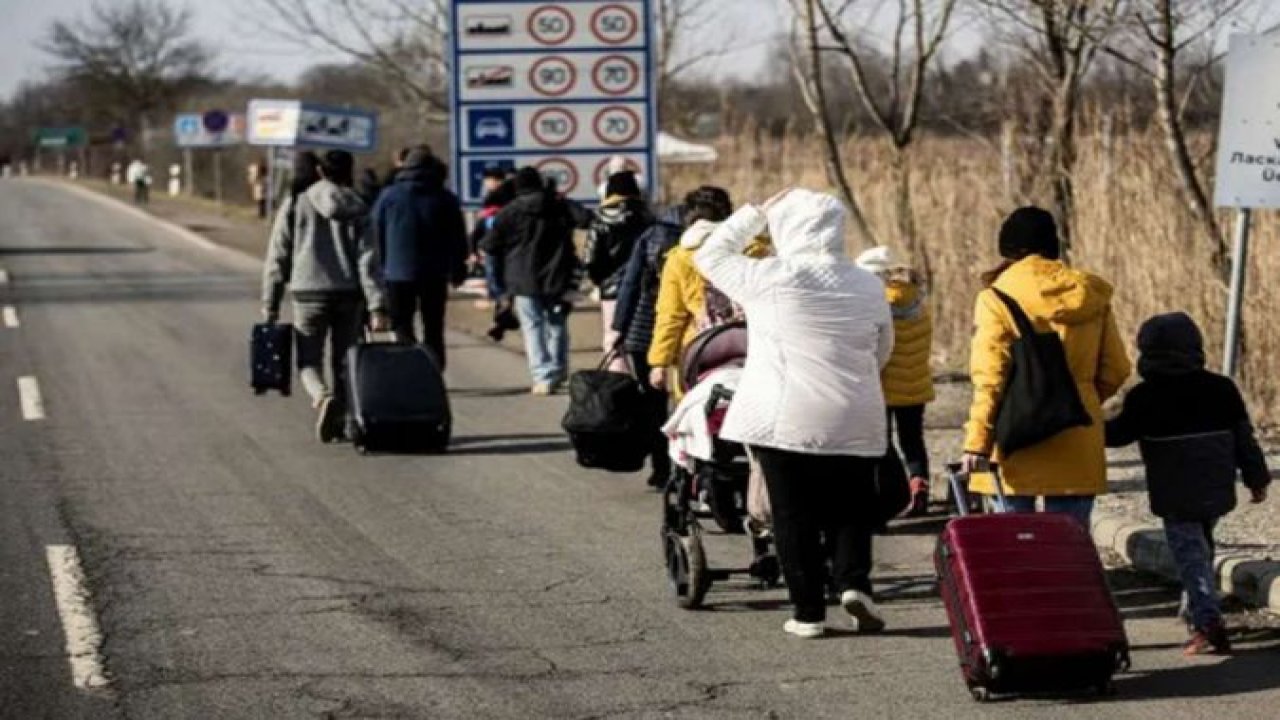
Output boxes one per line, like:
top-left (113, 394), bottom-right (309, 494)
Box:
top-left (665, 529), bottom-right (711, 610)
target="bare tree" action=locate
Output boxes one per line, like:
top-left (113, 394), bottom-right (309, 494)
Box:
top-left (245, 0), bottom-right (450, 120)
top-left (979, 0), bottom-right (1125, 256)
top-left (1083, 0), bottom-right (1251, 277)
top-left (42, 0), bottom-right (214, 153)
top-left (655, 0), bottom-right (734, 100)
top-left (789, 0), bottom-right (879, 248)
top-left (812, 0), bottom-right (958, 269)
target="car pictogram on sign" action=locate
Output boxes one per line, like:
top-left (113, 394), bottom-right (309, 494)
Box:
top-left (590, 4), bottom-right (640, 45)
top-left (592, 55), bottom-right (642, 96)
top-left (528, 5), bottom-right (575, 46)
top-left (529, 56), bottom-right (577, 97)
top-left (467, 65), bottom-right (515, 88)
top-left (469, 108), bottom-right (515, 148)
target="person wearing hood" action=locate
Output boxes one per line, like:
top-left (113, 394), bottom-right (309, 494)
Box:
top-left (695, 188), bottom-right (895, 639)
top-left (648, 216), bottom-right (771, 398)
top-left (584, 171), bottom-right (653, 362)
top-left (960, 207), bottom-right (1132, 528)
top-left (481, 167), bottom-right (590, 394)
top-left (1106, 312), bottom-right (1269, 656)
top-left (855, 246), bottom-right (935, 516)
top-left (371, 147), bottom-right (468, 369)
top-left (262, 150), bottom-right (389, 443)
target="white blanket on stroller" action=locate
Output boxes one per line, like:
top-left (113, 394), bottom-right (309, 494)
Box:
top-left (662, 367), bottom-right (744, 471)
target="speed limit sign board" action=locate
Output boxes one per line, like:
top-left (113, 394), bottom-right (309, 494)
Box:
top-left (451, 1), bottom-right (656, 207)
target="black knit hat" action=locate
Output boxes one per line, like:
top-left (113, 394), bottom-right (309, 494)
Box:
top-left (604, 170), bottom-right (641, 198)
top-left (999, 206), bottom-right (1061, 261)
top-left (513, 166), bottom-right (544, 194)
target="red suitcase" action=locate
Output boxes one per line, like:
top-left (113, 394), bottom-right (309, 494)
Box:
top-left (935, 466), bottom-right (1130, 702)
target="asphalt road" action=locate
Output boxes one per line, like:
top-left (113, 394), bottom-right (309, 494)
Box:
top-left (0, 179), bottom-right (1277, 720)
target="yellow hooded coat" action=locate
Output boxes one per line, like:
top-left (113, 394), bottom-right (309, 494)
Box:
top-left (882, 280), bottom-right (935, 407)
top-left (964, 256), bottom-right (1131, 497)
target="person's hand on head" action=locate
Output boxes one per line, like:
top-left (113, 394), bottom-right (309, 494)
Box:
top-left (649, 367), bottom-right (667, 390)
top-left (1251, 486), bottom-right (1268, 504)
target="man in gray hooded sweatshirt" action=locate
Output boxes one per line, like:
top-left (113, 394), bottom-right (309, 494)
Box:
top-left (262, 150), bottom-right (389, 442)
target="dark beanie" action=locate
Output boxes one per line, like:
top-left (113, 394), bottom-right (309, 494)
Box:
top-left (514, 166), bottom-right (544, 194)
top-left (605, 170), bottom-right (641, 198)
top-left (999, 206), bottom-right (1061, 261)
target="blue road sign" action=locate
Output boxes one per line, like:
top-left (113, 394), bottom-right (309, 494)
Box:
top-left (468, 108), bottom-right (515, 149)
top-left (203, 110), bottom-right (230, 133)
top-left (450, 1), bottom-right (657, 208)
top-left (468, 158), bottom-right (517, 200)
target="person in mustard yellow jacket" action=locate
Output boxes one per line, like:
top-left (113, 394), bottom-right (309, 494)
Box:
top-left (960, 207), bottom-right (1132, 529)
top-left (856, 246), bottom-right (935, 516)
top-left (647, 220), bottom-right (771, 396)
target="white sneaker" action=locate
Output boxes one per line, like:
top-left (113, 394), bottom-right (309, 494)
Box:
top-left (784, 619), bottom-right (825, 639)
top-left (841, 590), bottom-right (886, 633)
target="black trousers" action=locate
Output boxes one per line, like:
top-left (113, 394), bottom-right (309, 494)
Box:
top-left (628, 352), bottom-right (671, 477)
top-left (387, 280), bottom-right (449, 370)
top-left (887, 405), bottom-right (929, 479)
top-left (754, 447), bottom-right (877, 623)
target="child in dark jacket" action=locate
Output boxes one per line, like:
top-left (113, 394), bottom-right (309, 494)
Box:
top-left (1106, 312), bottom-right (1270, 657)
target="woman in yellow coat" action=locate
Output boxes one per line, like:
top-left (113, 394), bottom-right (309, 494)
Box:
top-left (647, 220), bottom-right (771, 394)
top-left (856, 247), bottom-right (935, 516)
top-left (961, 207), bottom-right (1132, 528)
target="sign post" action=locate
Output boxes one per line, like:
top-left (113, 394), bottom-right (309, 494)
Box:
top-left (449, 1), bottom-right (658, 208)
top-left (1212, 35), bottom-right (1280, 377)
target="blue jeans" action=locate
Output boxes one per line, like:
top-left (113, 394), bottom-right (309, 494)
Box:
top-left (483, 254), bottom-right (506, 300)
top-left (514, 296), bottom-right (569, 385)
top-left (992, 495), bottom-right (1096, 529)
top-left (1164, 519), bottom-right (1220, 630)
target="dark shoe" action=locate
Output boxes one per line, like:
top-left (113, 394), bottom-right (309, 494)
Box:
top-left (1184, 623), bottom-right (1231, 656)
top-left (486, 325), bottom-right (506, 342)
top-left (316, 395), bottom-right (342, 443)
top-left (906, 476), bottom-right (930, 517)
top-left (646, 470), bottom-right (668, 490)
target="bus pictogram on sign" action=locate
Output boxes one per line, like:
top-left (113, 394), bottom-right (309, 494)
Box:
top-left (529, 56), bottom-right (577, 97)
top-left (590, 4), bottom-right (640, 45)
top-left (592, 55), bottom-right (642, 96)
top-left (593, 106), bottom-right (642, 146)
top-left (528, 5), bottom-right (575, 46)
top-left (537, 158), bottom-right (580, 194)
top-left (530, 107), bottom-right (579, 147)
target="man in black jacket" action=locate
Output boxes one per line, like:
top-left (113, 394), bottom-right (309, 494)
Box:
top-left (1107, 312), bottom-right (1270, 656)
top-left (482, 167), bottom-right (588, 394)
top-left (371, 148), bottom-right (468, 368)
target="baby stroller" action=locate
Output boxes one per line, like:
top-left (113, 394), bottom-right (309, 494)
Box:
top-left (661, 322), bottom-right (780, 609)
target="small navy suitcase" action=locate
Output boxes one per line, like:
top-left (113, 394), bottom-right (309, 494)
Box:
top-left (250, 323), bottom-right (293, 396)
top-left (347, 338), bottom-right (451, 454)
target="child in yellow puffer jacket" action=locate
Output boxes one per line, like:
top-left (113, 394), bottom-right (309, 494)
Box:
top-left (856, 246), bottom-right (936, 516)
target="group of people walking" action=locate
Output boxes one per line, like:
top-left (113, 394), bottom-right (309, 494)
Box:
top-left (258, 145), bottom-right (1270, 658)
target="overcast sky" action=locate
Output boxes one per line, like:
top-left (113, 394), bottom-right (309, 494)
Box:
top-left (0, 0), bottom-right (783, 100)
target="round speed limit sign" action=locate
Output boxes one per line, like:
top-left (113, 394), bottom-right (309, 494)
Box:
top-left (531, 108), bottom-right (579, 148)
top-left (537, 158), bottom-right (580, 194)
top-left (529, 56), bottom-right (577, 97)
top-left (528, 5), bottom-right (575, 46)
top-left (593, 106), bottom-right (641, 146)
top-left (590, 4), bottom-right (640, 45)
top-left (592, 55), bottom-right (641, 96)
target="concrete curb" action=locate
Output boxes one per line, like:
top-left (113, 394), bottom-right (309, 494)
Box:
top-left (1090, 509), bottom-right (1280, 615)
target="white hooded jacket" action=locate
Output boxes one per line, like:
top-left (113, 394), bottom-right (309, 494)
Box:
top-left (694, 190), bottom-right (893, 456)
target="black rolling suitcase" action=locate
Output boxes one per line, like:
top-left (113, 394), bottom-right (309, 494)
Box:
top-left (346, 335), bottom-right (451, 454)
top-left (250, 323), bottom-right (293, 396)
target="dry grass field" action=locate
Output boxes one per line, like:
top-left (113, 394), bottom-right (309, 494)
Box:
top-left (665, 128), bottom-right (1280, 426)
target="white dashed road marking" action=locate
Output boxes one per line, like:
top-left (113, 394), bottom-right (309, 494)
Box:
top-left (18, 376), bottom-right (45, 420)
top-left (3, 306), bottom-right (18, 328)
top-left (46, 545), bottom-right (111, 691)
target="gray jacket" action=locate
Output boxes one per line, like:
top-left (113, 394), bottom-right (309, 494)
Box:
top-left (262, 180), bottom-right (387, 312)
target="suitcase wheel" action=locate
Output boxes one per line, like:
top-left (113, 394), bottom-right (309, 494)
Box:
top-left (969, 686), bottom-right (991, 703)
top-left (253, 387), bottom-right (267, 396)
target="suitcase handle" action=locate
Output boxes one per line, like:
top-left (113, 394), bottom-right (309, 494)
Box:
top-left (945, 461), bottom-right (1009, 517)
top-left (364, 329), bottom-right (401, 344)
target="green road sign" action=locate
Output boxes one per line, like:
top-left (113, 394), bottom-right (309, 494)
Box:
top-left (34, 127), bottom-right (88, 149)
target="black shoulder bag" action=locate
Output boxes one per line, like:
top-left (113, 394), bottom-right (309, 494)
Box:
top-left (990, 288), bottom-right (1092, 456)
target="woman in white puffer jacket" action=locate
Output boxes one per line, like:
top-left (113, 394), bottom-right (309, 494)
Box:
top-left (695, 188), bottom-right (894, 639)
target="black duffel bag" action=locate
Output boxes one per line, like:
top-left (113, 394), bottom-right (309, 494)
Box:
top-left (562, 352), bottom-right (650, 472)
top-left (990, 288), bottom-right (1092, 456)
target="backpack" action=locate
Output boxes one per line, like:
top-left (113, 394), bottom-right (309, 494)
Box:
top-left (990, 288), bottom-right (1092, 456)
